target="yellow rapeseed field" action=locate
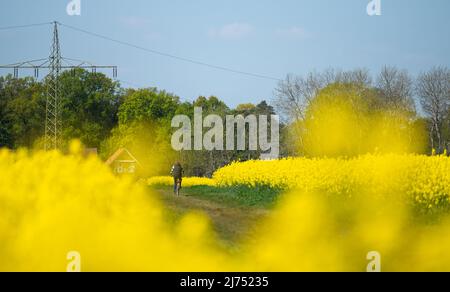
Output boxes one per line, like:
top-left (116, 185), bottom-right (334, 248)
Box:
top-left (147, 176), bottom-right (216, 187)
top-left (152, 154), bottom-right (450, 211)
top-left (0, 143), bottom-right (230, 272)
top-left (2, 141), bottom-right (450, 271)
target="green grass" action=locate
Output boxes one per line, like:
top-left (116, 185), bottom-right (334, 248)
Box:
top-left (151, 185), bottom-right (278, 249)
top-left (179, 185), bottom-right (282, 208)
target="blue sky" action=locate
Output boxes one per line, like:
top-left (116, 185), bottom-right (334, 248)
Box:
top-left (0, 0), bottom-right (449, 107)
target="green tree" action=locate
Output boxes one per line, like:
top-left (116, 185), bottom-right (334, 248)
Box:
top-left (0, 75), bottom-right (45, 148)
top-left (302, 83), bottom-right (425, 157)
top-left (102, 88), bottom-right (181, 176)
top-left (231, 101), bottom-right (278, 161)
top-left (58, 69), bottom-right (121, 148)
top-left (193, 96), bottom-right (229, 115)
top-left (118, 88), bottom-right (179, 125)
top-left (186, 96), bottom-right (230, 176)
top-left (235, 103), bottom-right (256, 112)
top-left (0, 76), bottom-right (12, 148)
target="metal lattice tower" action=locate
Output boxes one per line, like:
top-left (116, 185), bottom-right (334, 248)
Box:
top-left (45, 22), bottom-right (62, 151)
top-left (0, 21), bottom-right (117, 151)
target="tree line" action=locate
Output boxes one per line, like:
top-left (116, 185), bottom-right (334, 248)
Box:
top-left (274, 66), bottom-right (450, 156)
top-left (0, 66), bottom-right (449, 176)
top-left (0, 69), bottom-right (275, 176)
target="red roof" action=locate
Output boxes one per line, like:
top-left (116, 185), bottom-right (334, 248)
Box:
top-left (105, 148), bottom-right (141, 166)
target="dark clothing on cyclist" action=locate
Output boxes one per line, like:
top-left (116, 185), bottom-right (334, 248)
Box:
top-left (171, 163), bottom-right (183, 194)
top-left (171, 163), bottom-right (183, 179)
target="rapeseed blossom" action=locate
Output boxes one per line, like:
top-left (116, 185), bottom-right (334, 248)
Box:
top-left (2, 144), bottom-right (450, 271)
top-left (213, 155), bottom-right (450, 210)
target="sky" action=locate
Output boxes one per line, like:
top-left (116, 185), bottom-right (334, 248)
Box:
top-left (0, 0), bottom-right (449, 108)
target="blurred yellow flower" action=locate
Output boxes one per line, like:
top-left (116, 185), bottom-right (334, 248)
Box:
top-left (2, 146), bottom-right (450, 271)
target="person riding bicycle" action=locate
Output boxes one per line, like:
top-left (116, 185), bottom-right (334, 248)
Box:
top-left (170, 162), bottom-right (184, 195)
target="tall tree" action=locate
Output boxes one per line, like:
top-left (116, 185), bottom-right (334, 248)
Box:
top-left (417, 67), bottom-right (450, 153)
top-left (376, 66), bottom-right (416, 116)
top-left (0, 75), bottom-right (45, 148)
top-left (190, 96), bottom-right (230, 176)
top-left (57, 69), bottom-right (122, 148)
top-left (118, 88), bottom-right (179, 125)
top-left (302, 82), bottom-right (424, 157)
top-left (0, 76), bottom-right (12, 148)
top-left (102, 88), bottom-right (181, 176)
top-left (274, 69), bottom-right (371, 123)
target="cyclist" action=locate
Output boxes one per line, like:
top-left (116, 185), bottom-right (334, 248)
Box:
top-left (170, 162), bottom-right (184, 195)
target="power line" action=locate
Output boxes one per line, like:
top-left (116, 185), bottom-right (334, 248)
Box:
top-left (0, 22), bottom-right (52, 31)
top-left (0, 21), bottom-right (283, 82)
top-left (0, 22), bottom-right (117, 151)
top-left (58, 22), bottom-right (283, 82)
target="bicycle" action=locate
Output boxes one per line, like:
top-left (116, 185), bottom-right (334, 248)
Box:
top-left (175, 178), bottom-right (182, 196)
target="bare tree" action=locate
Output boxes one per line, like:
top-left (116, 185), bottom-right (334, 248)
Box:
top-left (274, 73), bottom-right (319, 122)
top-left (273, 68), bottom-right (371, 123)
top-left (335, 68), bottom-right (372, 87)
top-left (416, 67), bottom-right (450, 153)
top-left (376, 66), bottom-right (416, 116)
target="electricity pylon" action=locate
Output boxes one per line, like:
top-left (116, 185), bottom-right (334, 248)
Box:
top-left (0, 21), bottom-right (117, 151)
top-left (46, 21), bottom-right (61, 151)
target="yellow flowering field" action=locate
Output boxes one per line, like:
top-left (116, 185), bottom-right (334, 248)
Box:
top-left (0, 145), bottom-right (229, 272)
top-left (148, 176), bottom-right (216, 187)
top-left (2, 144), bottom-right (450, 271)
top-left (150, 154), bottom-right (450, 211)
top-left (213, 155), bottom-right (450, 211)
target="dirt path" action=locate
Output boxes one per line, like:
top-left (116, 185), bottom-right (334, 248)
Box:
top-left (155, 188), bottom-right (270, 248)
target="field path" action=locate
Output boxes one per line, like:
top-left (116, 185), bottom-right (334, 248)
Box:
top-left (154, 188), bottom-right (270, 248)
